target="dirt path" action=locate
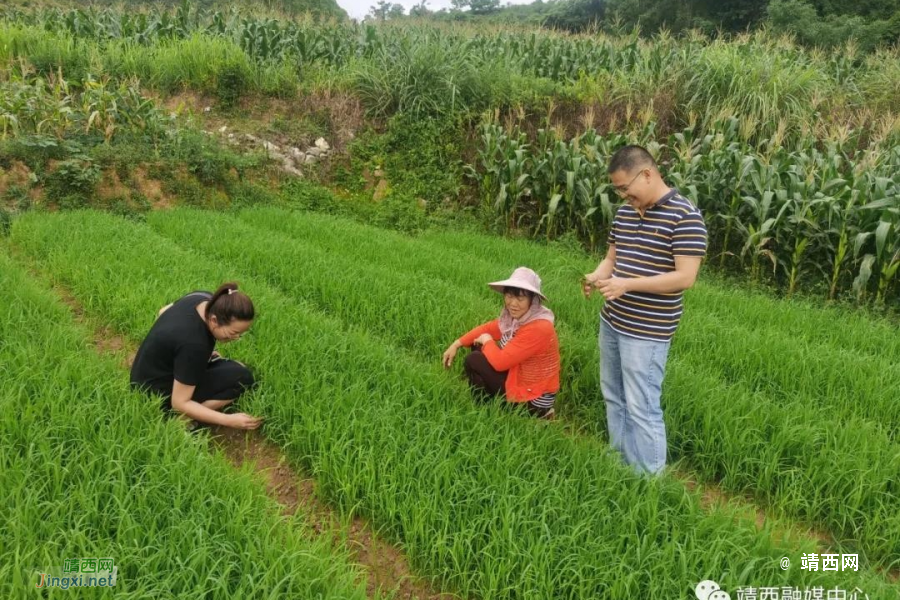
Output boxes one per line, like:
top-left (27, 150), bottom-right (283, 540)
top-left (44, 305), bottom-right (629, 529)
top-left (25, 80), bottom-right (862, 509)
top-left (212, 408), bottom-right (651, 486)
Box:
top-left (211, 426), bottom-right (456, 599)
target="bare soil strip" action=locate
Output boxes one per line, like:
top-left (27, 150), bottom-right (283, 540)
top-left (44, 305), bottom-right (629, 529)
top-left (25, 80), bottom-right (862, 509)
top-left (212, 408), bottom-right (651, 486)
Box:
top-left (211, 426), bottom-right (458, 600)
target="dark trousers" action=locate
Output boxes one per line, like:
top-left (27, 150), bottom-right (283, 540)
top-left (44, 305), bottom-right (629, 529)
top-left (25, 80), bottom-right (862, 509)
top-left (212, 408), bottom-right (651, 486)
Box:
top-left (194, 359), bottom-right (256, 401)
top-left (133, 359), bottom-right (256, 413)
top-left (464, 349), bottom-right (508, 397)
top-left (463, 349), bottom-right (551, 418)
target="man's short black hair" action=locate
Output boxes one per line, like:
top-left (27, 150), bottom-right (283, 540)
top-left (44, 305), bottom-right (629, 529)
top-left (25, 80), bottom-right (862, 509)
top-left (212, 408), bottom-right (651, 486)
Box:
top-left (607, 145), bottom-right (657, 175)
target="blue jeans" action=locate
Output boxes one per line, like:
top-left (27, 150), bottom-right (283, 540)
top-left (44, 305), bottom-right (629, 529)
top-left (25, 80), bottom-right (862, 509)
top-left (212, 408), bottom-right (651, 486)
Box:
top-left (599, 319), bottom-right (671, 475)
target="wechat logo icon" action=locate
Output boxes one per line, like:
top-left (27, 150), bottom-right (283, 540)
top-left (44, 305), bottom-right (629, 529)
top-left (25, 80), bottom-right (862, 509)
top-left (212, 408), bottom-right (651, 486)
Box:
top-left (695, 580), bottom-right (731, 600)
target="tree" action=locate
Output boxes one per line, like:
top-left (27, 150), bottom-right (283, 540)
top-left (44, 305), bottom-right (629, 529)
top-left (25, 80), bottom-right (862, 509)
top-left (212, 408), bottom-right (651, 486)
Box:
top-left (369, 0), bottom-right (405, 19)
top-left (410, 0), bottom-right (432, 16)
top-left (810, 0), bottom-right (899, 18)
top-left (768, 0), bottom-right (894, 51)
top-left (469, 0), bottom-right (501, 14)
top-left (695, 0), bottom-right (768, 31)
top-left (369, 0), bottom-right (391, 19)
top-left (543, 0), bottom-right (606, 32)
top-left (451, 0), bottom-right (501, 14)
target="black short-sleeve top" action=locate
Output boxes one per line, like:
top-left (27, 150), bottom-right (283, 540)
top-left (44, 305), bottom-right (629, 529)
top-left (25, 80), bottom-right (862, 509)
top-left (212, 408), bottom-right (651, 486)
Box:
top-left (130, 291), bottom-right (216, 397)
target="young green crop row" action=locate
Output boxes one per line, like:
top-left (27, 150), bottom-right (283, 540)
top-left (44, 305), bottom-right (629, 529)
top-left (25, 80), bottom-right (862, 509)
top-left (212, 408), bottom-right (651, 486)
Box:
top-left (415, 226), bottom-right (900, 359)
top-left (10, 210), bottom-right (898, 599)
top-left (0, 249), bottom-right (370, 599)
top-left (418, 226), bottom-right (900, 435)
top-left (245, 204), bottom-right (900, 445)
top-left (245, 206), bottom-right (900, 437)
top-left (139, 206), bottom-right (900, 572)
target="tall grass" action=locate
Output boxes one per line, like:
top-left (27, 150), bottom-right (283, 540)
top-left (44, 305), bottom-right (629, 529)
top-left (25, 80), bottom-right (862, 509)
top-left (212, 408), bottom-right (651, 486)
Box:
top-left (681, 34), bottom-right (831, 136)
top-left (0, 25), bottom-right (299, 98)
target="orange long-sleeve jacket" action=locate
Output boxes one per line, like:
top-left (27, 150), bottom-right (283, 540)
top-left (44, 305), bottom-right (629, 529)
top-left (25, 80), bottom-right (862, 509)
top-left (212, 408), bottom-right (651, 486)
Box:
top-left (459, 318), bottom-right (560, 402)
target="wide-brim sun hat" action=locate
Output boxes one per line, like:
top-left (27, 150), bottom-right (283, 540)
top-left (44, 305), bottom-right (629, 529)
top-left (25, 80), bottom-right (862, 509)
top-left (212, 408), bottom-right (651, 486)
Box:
top-left (488, 266), bottom-right (548, 302)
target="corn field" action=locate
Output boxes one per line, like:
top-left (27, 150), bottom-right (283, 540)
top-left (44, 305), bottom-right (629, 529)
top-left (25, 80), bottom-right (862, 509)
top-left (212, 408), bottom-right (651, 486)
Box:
top-left (0, 4), bottom-right (897, 123)
top-left (0, 70), bottom-right (171, 143)
top-left (468, 116), bottom-right (900, 305)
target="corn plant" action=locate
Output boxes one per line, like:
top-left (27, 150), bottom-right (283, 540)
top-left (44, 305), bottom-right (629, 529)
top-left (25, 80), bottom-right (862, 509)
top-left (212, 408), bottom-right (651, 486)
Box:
top-left (470, 114), bottom-right (900, 304)
top-left (0, 70), bottom-right (172, 142)
top-left (2, 3), bottom-right (897, 132)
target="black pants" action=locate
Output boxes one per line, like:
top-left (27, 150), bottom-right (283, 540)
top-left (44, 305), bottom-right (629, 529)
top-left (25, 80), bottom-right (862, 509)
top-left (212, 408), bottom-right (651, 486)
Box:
top-left (463, 349), bottom-right (551, 418)
top-left (132, 359), bottom-right (256, 413)
top-left (464, 349), bottom-right (508, 397)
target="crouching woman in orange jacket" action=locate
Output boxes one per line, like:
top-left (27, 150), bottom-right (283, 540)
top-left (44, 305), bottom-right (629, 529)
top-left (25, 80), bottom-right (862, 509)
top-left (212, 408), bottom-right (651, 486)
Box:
top-left (442, 267), bottom-right (560, 420)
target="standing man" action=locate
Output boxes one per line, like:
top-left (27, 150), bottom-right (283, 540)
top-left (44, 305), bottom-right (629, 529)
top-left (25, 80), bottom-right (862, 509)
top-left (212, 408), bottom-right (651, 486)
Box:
top-left (583, 145), bottom-right (707, 475)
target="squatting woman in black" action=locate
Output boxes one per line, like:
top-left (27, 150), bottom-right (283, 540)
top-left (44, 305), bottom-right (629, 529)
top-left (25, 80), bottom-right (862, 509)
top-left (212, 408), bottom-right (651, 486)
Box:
top-left (130, 282), bottom-right (262, 430)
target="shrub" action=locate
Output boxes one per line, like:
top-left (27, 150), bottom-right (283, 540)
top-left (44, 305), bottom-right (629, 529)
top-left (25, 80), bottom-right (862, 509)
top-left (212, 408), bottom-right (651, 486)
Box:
top-left (216, 59), bottom-right (251, 107)
top-left (3, 185), bottom-right (32, 212)
top-left (768, 0), bottom-right (895, 52)
top-left (44, 158), bottom-right (101, 202)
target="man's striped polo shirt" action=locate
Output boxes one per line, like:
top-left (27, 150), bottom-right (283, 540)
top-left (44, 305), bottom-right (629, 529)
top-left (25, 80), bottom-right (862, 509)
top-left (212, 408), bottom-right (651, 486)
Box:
top-left (601, 188), bottom-right (707, 342)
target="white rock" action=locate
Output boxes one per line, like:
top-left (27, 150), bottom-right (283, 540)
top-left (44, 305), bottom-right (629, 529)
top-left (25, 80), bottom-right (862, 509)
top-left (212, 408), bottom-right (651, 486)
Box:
top-left (218, 125), bottom-right (227, 134)
top-left (306, 147), bottom-right (322, 157)
top-left (282, 158), bottom-right (302, 174)
top-left (203, 106), bottom-right (211, 113)
top-left (289, 147), bottom-right (304, 159)
top-left (304, 155), bottom-right (318, 164)
top-left (314, 138), bottom-right (330, 151)
top-left (262, 141), bottom-right (280, 152)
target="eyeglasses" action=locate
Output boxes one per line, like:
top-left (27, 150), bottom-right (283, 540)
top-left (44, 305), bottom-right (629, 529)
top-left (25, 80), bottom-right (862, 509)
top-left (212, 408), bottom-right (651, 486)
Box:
top-left (612, 169), bottom-right (646, 197)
